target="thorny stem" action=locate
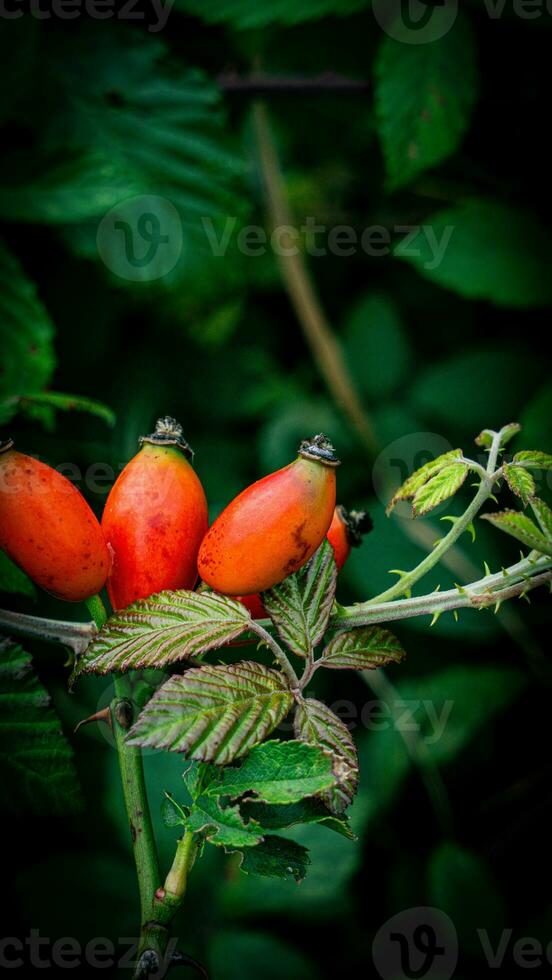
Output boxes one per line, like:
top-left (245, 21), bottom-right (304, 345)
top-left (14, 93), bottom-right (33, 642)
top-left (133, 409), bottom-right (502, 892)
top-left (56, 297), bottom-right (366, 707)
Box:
top-left (249, 619), bottom-right (300, 689)
top-left (365, 428), bottom-right (508, 606)
top-left (85, 597), bottom-right (163, 978)
top-left (335, 554), bottom-right (552, 630)
top-left (0, 608), bottom-right (96, 656)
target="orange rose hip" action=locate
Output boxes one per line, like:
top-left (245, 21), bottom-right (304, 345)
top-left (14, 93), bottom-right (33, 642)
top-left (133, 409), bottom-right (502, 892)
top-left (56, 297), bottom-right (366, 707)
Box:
top-left (102, 418), bottom-right (208, 610)
top-left (0, 439), bottom-right (110, 601)
top-left (198, 434), bottom-right (339, 595)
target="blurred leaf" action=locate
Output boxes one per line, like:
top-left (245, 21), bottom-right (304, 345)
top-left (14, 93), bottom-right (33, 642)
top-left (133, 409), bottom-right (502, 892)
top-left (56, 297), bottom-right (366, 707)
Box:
top-left (177, 0), bottom-right (366, 28)
top-left (262, 540), bottom-right (337, 658)
top-left (481, 509), bottom-right (552, 555)
top-left (503, 464), bottom-right (536, 505)
top-left (320, 626), bottom-right (405, 670)
top-left (375, 13), bottom-right (477, 189)
top-left (0, 239), bottom-right (56, 424)
top-left (127, 662), bottom-right (294, 763)
top-left (73, 591), bottom-right (251, 678)
top-left (353, 727), bottom-right (411, 830)
top-left (342, 293), bottom-right (411, 400)
top-left (209, 930), bottom-right (319, 980)
top-left (410, 348), bottom-right (543, 431)
top-left (242, 798), bottom-right (355, 840)
top-left (295, 698), bottom-right (358, 814)
top-left (395, 199), bottom-right (552, 307)
top-left (412, 462), bottom-right (468, 517)
top-left (236, 834), bottom-right (310, 882)
top-left (400, 664), bottom-right (525, 765)
top-left (188, 794), bottom-right (264, 847)
top-left (0, 639), bottom-right (82, 815)
top-left (520, 386), bottom-right (552, 447)
top-left (0, 552), bottom-right (36, 598)
top-left (17, 391), bottom-right (115, 428)
top-left (207, 740), bottom-right (337, 804)
top-left (428, 842), bottom-right (505, 956)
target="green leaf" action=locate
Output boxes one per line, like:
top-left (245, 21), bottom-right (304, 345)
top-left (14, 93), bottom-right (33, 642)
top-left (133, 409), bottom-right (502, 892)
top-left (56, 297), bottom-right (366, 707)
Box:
top-left (207, 740), bottom-right (337, 804)
top-left (72, 590), bottom-right (251, 679)
top-left (475, 423), bottom-right (521, 449)
top-left (0, 552), bottom-right (36, 598)
top-left (161, 792), bottom-right (187, 828)
top-left (0, 639), bottom-right (82, 815)
top-left (17, 392), bottom-right (116, 428)
top-left (386, 449), bottom-right (463, 514)
top-left (0, 32), bottom-right (245, 275)
top-left (126, 662), bottom-right (293, 764)
top-left (320, 626), bottom-right (405, 671)
top-left (0, 240), bottom-right (56, 424)
top-left (481, 510), bottom-right (552, 556)
top-left (512, 450), bottom-right (552, 471)
top-left (188, 794), bottom-right (264, 847)
top-left (236, 835), bottom-right (310, 882)
top-left (176, 0), bottom-right (366, 28)
top-left (394, 199), bottom-right (552, 307)
top-left (374, 13), bottom-right (477, 190)
top-left (531, 499), bottom-right (552, 539)
top-left (503, 464), bottom-right (536, 505)
top-left (242, 799), bottom-right (355, 841)
top-left (294, 699), bottom-right (358, 814)
top-left (342, 293), bottom-right (411, 400)
top-left (412, 462), bottom-right (468, 517)
top-left (262, 540), bottom-right (337, 658)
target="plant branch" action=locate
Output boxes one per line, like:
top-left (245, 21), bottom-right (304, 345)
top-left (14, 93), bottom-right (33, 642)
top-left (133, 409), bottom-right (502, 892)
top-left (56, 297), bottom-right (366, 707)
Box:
top-left (253, 100), bottom-right (377, 453)
top-left (0, 608), bottom-right (96, 656)
top-left (85, 597), bottom-right (163, 979)
top-left (249, 619), bottom-right (300, 689)
top-left (367, 441), bottom-right (504, 606)
top-left (219, 71), bottom-right (370, 94)
top-left (334, 555), bottom-right (552, 629)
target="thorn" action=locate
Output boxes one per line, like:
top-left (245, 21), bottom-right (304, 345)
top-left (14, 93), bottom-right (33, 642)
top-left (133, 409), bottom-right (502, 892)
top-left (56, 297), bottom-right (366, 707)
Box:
top-left (494, 600), bottom-right (502, 614)
top-left (433, 584), bottom-right (441, 593)
top-left (430, 611), bottom-right (442, 626)
top-left (74, 706), bottom-right (112, 734)
top-left (453, 610), bottom-right (458, 622)
top-left (432, 538), bottom-right (443, 548)
top-left (483, 561), bottom-right (491, 577)
top-left (454, 583), bottom-right (467, 595)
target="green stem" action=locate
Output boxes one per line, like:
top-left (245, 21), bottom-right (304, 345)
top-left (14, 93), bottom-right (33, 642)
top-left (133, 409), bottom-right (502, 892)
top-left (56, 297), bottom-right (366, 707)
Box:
top-left (0, 607), bottom-right (95, 655)
top-left (86, 596), bottom-right (162, 975)
top-left (334, 555), bottom-right (552, 629)
top-left (249, 620), bottom-right (300, 689)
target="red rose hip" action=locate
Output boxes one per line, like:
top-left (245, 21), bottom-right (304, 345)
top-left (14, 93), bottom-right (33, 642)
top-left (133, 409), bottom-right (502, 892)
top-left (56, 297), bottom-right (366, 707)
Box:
top-left (102, 418), bottom-right (208, 610)
top-left (0, 439), bottom-right (110, 602)
top-left (198, 434), bottom-right (339, 595)
top-left (327, 505), bottom-right (373, 570)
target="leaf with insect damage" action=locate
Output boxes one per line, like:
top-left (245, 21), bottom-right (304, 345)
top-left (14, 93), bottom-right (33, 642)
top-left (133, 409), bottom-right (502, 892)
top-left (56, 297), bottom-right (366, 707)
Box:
top-left (294, 698), bottom-right (358, 815)
top-left (207, 740), bottom-right (337, 804)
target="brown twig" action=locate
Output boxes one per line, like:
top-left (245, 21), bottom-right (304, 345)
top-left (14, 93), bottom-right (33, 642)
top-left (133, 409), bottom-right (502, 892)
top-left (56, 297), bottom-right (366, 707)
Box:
top-left (253, 101), bottom-right (378, 454)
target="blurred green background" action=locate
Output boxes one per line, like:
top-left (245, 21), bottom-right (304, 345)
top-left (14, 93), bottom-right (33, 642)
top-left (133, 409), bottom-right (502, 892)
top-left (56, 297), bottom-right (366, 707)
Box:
top-left (1, 2), bottom-right (551, 977)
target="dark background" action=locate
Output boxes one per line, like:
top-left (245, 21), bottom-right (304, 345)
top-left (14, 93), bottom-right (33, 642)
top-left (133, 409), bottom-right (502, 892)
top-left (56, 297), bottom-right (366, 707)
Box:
top-left (1, 1), bottom-right (551, 977)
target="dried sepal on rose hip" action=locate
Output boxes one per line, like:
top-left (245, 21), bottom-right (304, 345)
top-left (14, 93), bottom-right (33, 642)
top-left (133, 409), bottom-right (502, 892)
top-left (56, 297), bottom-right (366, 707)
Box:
top-left (0, 438), bottom-right (110, 602)
top-left (198, 434), bottom-right (339, 595)
top-left (327, 505), bottom-right (373, 571)
top-left (101, 417), bottom-right (208, 610)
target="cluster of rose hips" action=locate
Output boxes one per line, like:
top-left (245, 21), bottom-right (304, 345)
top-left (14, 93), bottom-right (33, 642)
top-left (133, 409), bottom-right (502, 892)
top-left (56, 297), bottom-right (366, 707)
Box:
top-left (0, 418), bottom-right (371, 616)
